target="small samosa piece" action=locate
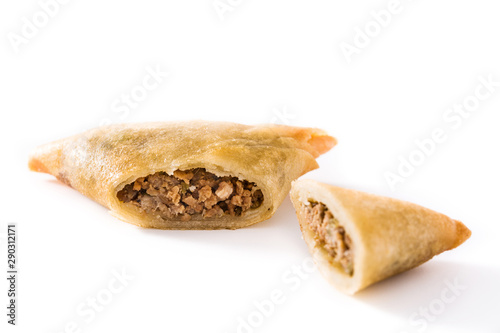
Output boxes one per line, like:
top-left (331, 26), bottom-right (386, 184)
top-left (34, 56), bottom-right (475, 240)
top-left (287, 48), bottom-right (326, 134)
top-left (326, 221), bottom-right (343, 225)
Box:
top-left (290, 180), bottom-right (471, 294)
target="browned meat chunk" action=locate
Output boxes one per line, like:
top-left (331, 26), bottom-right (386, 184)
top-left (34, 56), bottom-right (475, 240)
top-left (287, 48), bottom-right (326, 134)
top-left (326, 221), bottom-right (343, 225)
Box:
top-left (231, 195), bottom-right (242, 206)
top-left (117, 168), bottom-right (264, 221)
top-left (173, 170), bottom-right (194, 183)
top-left (198, 185), bottom-right (213, 202)
top-left (303, 201), bottom-right (353, 275)
top-left (215, 181), bottom-right (233, 200)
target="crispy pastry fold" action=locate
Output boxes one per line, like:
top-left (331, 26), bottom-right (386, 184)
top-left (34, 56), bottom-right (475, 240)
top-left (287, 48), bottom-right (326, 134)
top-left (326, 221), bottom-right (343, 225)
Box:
top-left (290, 180), bottom-right (471, 294)
top-left (29, 121), bottom-right (335, 229)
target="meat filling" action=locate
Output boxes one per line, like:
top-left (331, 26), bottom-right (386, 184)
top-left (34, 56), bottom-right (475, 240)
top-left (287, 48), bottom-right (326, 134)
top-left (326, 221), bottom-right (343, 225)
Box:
top-left (117, 168), bottom-right (264, 221)
top-left (302, 201), bottom-right (353, 275)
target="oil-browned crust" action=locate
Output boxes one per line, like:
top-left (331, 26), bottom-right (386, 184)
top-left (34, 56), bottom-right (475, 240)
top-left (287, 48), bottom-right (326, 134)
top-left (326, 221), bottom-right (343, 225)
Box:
top-left (290, 180), bottom-right (471, 294)
top-left (29, 121), bottom-right (336, 229)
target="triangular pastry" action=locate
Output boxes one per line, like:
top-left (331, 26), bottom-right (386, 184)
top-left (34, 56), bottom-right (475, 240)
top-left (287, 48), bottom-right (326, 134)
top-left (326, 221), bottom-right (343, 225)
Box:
top-left (29, 121), bottom-right (335, 229)
top-left (290, 180), bottom-right (471, 294)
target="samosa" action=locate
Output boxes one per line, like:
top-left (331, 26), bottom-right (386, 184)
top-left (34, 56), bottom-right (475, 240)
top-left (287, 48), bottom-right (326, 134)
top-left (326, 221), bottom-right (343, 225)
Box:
top-left (290, 180), bottom-right (471, 294)
top-left (29, 121), bottom-right (336, 229)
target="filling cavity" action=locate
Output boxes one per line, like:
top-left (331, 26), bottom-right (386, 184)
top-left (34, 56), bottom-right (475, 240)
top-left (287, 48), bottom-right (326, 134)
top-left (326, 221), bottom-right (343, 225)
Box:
top-left (303, 201), bottom-right (353, 275)
top-left (117, 168), bottom-right (264, 221)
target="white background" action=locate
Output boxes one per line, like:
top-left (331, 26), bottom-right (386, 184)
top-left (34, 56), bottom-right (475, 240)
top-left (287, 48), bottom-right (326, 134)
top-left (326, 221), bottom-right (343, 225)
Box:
top-left (1, 1), bottom-right (500, 332)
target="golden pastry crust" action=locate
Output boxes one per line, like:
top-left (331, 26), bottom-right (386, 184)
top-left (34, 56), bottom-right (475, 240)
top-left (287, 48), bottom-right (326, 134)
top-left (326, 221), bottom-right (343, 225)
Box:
top-left (290, 180), bottom-right (471, 294)
top-left (29, 121), bottom-right (336, 229)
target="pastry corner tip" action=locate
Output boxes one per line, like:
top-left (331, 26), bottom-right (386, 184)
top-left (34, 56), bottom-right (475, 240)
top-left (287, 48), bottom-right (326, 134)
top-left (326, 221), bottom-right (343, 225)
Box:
top-left (28, 153), bottom-right (47, 173)
top-left (453, 219), bottom-right (472, 248)
top-left (28, 143), bottom-right (61, 175)
top-left (308, 132), bottom-right (337, 157)
top-left (265, 124), bottom-right (337, 158)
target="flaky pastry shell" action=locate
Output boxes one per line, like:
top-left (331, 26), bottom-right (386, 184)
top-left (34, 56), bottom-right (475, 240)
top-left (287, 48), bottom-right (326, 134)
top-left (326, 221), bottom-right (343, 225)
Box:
top-left (290, 180), bottom-right (471, 294)
top-left (29, 121), bottom-right (336, 229)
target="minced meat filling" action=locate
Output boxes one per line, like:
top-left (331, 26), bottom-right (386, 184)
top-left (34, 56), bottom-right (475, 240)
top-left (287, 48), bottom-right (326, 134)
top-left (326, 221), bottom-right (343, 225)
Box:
top-left (303, 201), bottom-right (353, 275)
top-left (117, 168), bottom-right (264, 221)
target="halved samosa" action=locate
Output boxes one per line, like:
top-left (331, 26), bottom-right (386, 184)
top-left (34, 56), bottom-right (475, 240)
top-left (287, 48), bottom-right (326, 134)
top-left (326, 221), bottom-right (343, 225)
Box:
top-left (290, 180), bottom-right (471, 294)
top-left (29, 121), bottom-right (335, 230)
